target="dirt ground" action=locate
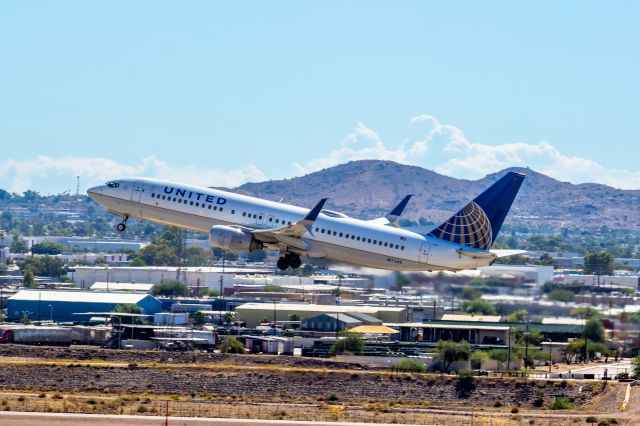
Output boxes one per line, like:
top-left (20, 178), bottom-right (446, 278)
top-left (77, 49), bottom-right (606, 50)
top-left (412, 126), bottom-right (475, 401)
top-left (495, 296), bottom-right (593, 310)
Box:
top-left (0, 344), bottom-right (636, 425)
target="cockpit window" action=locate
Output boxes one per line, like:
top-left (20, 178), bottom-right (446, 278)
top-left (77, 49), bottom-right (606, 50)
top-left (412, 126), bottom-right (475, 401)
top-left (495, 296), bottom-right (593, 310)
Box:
top-left (106, 181), bottom-right (120, 188)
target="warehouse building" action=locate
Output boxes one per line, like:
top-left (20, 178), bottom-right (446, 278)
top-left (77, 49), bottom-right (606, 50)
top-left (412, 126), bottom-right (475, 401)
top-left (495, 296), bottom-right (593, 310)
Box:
top-left (235, 302), bottom-right (407, 327)
top-left (6, 290), bottom-right (162, 323)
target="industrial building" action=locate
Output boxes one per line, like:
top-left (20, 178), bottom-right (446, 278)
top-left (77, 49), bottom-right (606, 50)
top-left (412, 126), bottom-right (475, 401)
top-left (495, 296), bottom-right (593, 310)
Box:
top-left (6, 290), bottom-right (162, 323)
top-left (89, 282), bottom-right (155, 293)
top-left (71, 266), bottom-right (272, 291)
top-left (235, 302), bottom-right (407, 327)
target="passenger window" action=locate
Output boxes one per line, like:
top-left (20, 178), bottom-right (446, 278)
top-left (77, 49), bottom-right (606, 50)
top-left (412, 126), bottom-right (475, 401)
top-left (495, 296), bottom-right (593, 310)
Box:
top-left (259, 216), bottom-right (262, 220)
top-left (345, 234), bottom-right (349, 238)
top-left (395, 244), bottom-right (399, 249)
top-left (276, 219), bottom-right (280, 224)
top-left (351, 235), bottom-right (355, 240)
top-left (401, 246), bottom-right (405, 250)
top-left (253, 214), bottom-right (257, 219)
top-left (384, 242), bottom-right (388, 247)
top-left (219, 207), bottom-right (223, 211)
top-left (242, 212), bottom-right (246, 217)
top-left (339, 233), bottom-right (343, 237)
top-left (196, 202), bottom-right (199, 207)
top-left (356, 236), bottom-right (360, 241)
top-left (321, 229), bottom-right (325, 233)
top-left (231, 209), bottom-right (235, 214)
top-left (161, 195), bottom-right (166, 200)
top-left (190, 201), bottom-right (194, 205)
top-left (270, 218), bottom-right (273, 222)
top-left (214, 206), bottom-right (217, 210)
top-left (151, 193), bottom-right (155, 198)
top-left (378, 241), bottom-right (382, 245)
top-left (333, 231), bottom-right (337, 236)
top-left (288, 221), bottom-right (291, 225)
top-left (315, 227), bottom-right (318, 232)
top-left (373, 240), bottom-right (377, 244)
top-left (367, 239), bottom-right (371, 243)
top-left (208, 205), bottom-right (212, 210)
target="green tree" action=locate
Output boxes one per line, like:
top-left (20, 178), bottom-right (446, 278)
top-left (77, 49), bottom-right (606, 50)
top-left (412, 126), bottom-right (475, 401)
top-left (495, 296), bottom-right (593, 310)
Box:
top-left (192, 311), bottom-right (206, 326)
top-left (129, 257), bottom-right (146, 267)
top-left (463, 299), bottom-right (497, 316)
top-left (547, 289), bottom-right (575, 303)
top-left (30, 242), bottom-right (64, 255)
top-left (570, 306), bottom-right (601, 319)
top-left (436, 340), bottom-right (471, 371)
top-left (506, 309), bottom-right (527, 322)
top-left (631, 355), bottom-right (640, 379)
top-left (10, 234), bottom-right (28, 254)
top-left (22, 269), bottom-right (36, 288)
top-left (288, 313), bottom-right (301, 321)
top-left (112, 303), bottom-right (145, 324)
top-left (537, 253), bottom-right (557, 267)
top-left (584, 251), bottom-right (614, 278)
top-left (461, 287), bottom-right (482, 301)
top-left (262, 284), bottom-right (285, 292)
top-left (395, 359), bottom-right (426, 372)
top-left (392, 272), bottom-right (410, 293)
top-left (330, 332), bottom-right (364, 355)
top-left (185, 247), bottom-right (210, 266)
top-left (489, 348), bottom-right (517, 370)
top-left (584, 317), bottom-right (606, 343)
top-left (151, 279), bottom-right (189, 297)
top-left (218, 336), bottom-right (246, 354)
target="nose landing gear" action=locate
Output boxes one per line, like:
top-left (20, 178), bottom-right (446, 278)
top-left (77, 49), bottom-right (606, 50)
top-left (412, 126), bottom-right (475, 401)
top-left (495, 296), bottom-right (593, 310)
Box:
top-left (116, 214), bottom-right (129, 232)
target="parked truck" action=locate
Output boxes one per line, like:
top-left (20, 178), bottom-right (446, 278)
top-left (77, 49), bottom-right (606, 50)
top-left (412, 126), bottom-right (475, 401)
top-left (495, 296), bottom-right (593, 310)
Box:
top-left (0, 326), bottom-right (73, 346)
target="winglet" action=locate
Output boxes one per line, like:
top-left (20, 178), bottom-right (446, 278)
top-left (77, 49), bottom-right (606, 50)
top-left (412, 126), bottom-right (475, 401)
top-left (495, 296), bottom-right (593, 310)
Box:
top-left (386, 194), bottom-right (413, 226)
top-left (300, 198), bottom-right (328, 229)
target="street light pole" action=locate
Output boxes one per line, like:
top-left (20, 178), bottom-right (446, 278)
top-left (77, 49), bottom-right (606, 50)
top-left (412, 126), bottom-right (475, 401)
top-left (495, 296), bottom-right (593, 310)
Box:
top-left (546, 338), bottom-right (553, 374)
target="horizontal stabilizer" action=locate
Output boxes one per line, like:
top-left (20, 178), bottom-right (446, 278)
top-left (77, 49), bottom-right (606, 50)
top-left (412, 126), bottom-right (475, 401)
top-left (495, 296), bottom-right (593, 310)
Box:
top-left (489, 249), bottom-right (528, 258)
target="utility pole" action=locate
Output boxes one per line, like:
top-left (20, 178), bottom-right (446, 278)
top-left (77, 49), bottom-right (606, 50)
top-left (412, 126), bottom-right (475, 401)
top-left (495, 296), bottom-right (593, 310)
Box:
top-left (506, 326), bottom-right (512, 371)
top-left (524, 320), bottom-right (530, 370)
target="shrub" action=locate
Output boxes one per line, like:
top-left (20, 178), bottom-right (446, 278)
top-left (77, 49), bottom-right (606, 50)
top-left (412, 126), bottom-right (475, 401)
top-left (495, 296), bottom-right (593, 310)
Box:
top-left (395, 359), bottom-right (426, 373)
top-left (549, 397), bottom-right (574, 410)
top-left (511, 406), bottom-right (519, 414)
top-left (218, 337), bottom-right (246, 354)
top-left (330, 333), bottom-right (364, 355)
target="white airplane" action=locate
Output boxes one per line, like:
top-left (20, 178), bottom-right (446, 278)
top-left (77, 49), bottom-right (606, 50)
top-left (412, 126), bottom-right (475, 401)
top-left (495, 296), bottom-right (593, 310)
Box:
top-left (87, 172), bottom-right (525, 272)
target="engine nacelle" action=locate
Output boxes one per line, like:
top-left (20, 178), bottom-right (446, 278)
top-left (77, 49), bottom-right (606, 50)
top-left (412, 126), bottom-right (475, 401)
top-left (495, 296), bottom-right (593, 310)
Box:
top-left (209, 225), bottom-right (262, 252)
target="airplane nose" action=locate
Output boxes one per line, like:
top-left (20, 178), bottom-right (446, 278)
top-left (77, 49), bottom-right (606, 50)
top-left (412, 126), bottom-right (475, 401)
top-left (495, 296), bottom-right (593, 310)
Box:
top-left (87, 186), bottom-right (103, 198)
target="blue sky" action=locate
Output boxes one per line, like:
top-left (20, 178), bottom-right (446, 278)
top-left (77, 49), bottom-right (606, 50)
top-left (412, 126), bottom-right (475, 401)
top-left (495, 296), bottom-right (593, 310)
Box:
top-left (1, 1), bottom-right (638, 194)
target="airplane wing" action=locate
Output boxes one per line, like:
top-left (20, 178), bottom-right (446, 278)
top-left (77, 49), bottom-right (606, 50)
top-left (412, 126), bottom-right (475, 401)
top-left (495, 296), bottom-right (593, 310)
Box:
top-left (252, 198), bottom-right (328, 251)
top-left (366, 195), bottom-right (413, 227)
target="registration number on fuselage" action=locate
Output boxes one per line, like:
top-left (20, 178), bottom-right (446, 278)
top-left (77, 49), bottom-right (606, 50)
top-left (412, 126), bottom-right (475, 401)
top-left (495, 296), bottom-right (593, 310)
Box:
top-left (386, 257), bottom-right (403, 265)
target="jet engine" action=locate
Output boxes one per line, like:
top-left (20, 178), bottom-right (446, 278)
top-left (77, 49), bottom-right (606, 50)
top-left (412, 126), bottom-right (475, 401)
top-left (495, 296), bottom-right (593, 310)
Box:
top-left (209, 225), bottom-right (262, 252)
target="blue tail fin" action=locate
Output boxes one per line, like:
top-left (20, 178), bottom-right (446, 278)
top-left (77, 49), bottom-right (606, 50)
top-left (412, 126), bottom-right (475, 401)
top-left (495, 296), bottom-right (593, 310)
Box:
top-left (428, 172), bottom-right (525, 249)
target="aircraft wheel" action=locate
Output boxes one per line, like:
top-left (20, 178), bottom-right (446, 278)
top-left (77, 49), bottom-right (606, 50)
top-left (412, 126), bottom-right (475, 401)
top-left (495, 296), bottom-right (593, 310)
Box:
top-left (116, 223), bottom-right (126, 232)
top-left (277, 256), bottom-right (289, 270)
top-left (289, 254), bottom-right (302, 269)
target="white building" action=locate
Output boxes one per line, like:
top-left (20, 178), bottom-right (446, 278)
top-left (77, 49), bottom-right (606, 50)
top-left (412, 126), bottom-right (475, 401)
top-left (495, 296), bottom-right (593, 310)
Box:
top-left (479, 264), bottom-right (554, 287)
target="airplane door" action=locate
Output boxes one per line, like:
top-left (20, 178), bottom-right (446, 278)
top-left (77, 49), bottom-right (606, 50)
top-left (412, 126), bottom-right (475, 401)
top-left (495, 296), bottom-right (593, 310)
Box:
top-left (130, 181), bottom-right (144, 202)
top-left (419, 242), bottom-right (430, 263)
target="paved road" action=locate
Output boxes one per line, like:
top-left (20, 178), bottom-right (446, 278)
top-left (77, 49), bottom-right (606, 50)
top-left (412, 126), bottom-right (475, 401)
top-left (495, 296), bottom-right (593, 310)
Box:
top-left (0, 412), bottom-right (412, 426)
top-left (552, 361), bottom-right (631, 379)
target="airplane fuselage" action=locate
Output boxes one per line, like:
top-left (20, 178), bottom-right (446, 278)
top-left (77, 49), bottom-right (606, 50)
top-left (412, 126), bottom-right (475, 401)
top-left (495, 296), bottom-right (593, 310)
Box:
top-left (88, 178), bottom-right (495, 272)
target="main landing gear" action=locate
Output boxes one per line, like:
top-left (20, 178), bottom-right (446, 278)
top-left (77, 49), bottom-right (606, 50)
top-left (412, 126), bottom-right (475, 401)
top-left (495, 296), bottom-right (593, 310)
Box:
top-left (116, 214), bottom-right (129, 232)
top-left (277, 253), bottom-right (302, 270)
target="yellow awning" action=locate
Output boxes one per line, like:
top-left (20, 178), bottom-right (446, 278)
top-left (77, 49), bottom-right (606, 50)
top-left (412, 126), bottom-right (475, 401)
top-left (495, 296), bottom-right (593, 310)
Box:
top-left (348, 325), bottom-right (400, 334)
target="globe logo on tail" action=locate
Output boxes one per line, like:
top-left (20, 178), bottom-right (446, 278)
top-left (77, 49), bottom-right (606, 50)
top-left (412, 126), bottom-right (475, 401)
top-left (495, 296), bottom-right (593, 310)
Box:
top-left (430, 201), bottom-right (493, 250)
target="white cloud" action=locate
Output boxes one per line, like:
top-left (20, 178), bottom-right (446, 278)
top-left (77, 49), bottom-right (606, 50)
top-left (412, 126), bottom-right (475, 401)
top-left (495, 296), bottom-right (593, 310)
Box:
top-left (292, 114), bottom-right (640, 190)
top-left (0, 155), bottom-right (267, 194)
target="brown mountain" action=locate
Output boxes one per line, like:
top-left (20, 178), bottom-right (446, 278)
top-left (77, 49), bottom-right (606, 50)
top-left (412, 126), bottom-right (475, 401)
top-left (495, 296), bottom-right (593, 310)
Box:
top-left (230, 160), bottom-right (640, 232)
